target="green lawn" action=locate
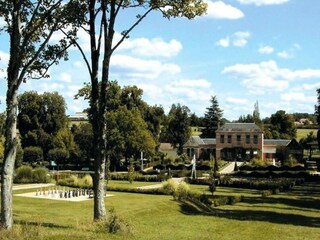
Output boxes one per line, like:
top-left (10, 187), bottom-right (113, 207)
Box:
top-left (296, 128), bottom-right (317, 142)
top-left (1, 181), bottom-right (320, 240)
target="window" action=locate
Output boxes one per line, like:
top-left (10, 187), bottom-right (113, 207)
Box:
top-left (253, 135), bottom-right (258, 144)
top-left (236, 135), bottom-right (241, 143)
top-left (246, 135), bottom-right (250, 144)
top-left (227, 135), bottom-right (232, 144)
top-left (220, 135), bottom-right (225, 144)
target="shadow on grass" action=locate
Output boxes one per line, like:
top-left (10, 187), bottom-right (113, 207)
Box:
top-left (179, 182), bottom-right (320, 228)
top-left (179, 200), bottom-right (320, 228)
top-left (244, 195), bottom-right (320, 212)
top-left (14, 219), bottom-right (71, 229)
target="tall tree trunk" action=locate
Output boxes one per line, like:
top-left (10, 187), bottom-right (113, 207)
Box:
top-left (1, 90), bottom-right (18, 229)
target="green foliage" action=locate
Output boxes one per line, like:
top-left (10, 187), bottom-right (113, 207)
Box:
top-left (14, 166), bottom-right (33, 183)
top-left (48, 148), bottom-right (69, 165)
top-left (57, 174), bottom-right (93, 188)
top-left (201, 96), bottom-right (223, 138)
top-left (72, 123), bottom-right (94, 161)
top-left (219, 177), bottom-right (302, 191)
top-left (248, 158), bottom-right (270, 167)
top-left (32, 168), bottom-right (49, 183)
top-left (175, 182), bottom-right (190, 201)
top-left (22, 146), bottom-right (43, 164)
top-left (265, 110), bottom-right (297, 139)
top-left (106, 207), bottom-right (130, 234)
top-left (161, 104), bottom-right (191, 155)
top-left (14, 166), bottom-right (50, 183)
top-left (162, 179), bottom-right (178, 195)
top-left (128, 162), bottom-right (134, 184)
top-left (18, 91), bottom-right (72, 163)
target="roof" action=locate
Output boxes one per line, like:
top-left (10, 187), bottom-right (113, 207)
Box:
top-left (217, 123), bottom-right (262, 133)
top-left (183, 136), bottom-right (216, 147)
top-left (202, 138), bottom-right (216, 145)
top-left (183, 136), bottom-right (204, 147)
top-left (264, 139), bottom-right (291, 146)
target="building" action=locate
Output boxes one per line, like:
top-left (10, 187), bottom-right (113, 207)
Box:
top-left (183, 123), bottom-right (303, 162)
top-left (216, 123), bottom-right (263, 161)
top-left (68, 112), bottom-right (89, 127)
top-left (183, 136), bottom-right (216, 160)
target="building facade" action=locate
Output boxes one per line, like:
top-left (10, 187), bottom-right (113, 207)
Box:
top-left (183, 123), bottom-right (303, 162)
top-left (216, 123), bottom-right (264, 161)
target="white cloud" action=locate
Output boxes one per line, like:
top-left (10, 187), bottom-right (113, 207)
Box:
top-left (170, 79), bottom-right (211, 88)
top-left (277, 44), bottom-right (300, 59)
top-left (205, 1), bottom-right (244, 20)
top-left (258, 45), bottom-right (274, 54)
top-left (226, 97), bottom-right (249, 104)
top-left (216, 31), bottom-right (250, 48)
top-left (165, 79), bottom-right (214, 102)
top-left (118, 37), bottom-right (182, 58)
top-left (73, 61), bottom-right (83, 68)
top-left (59, 72), bottom-right (72, 83)
top-left (301, 82), bottom-right (320, 90)
top-left (216, 37), bottom-right (230, 47)
top-left (111, 54), bottom-right (181, 79)
top-left (233, 32), bottom-right (250, 47)
top-left (222, 60), bottom-right (320, 94)
top-left (277, 50), bottom-right (291, 59)
top-left (280, 92), bottom-right (316, 103)
top-left (236, 0), bottom-right (289, 6)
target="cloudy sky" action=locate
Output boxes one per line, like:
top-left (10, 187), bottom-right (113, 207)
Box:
top-left (1, 0), bottom-right (320, 120)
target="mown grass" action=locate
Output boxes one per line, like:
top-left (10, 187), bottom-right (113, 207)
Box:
top-left (296, 128), bottom-right (317, 142)
top-left (1, 181), bottom-right (319, 240)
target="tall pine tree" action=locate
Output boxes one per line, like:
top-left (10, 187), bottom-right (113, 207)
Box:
top-left (201, 96), bottom-right (223, 138)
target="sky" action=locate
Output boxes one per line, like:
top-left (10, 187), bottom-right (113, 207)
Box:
top-left (1, 0), bottom-right (320, 121)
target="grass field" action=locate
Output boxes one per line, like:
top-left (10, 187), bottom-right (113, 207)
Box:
top-left (296, 128), bottom-right (318, 142)
top-left (1, 181), bottom-right (320, 240)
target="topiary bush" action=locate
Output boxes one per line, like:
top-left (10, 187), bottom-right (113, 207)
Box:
top-left (14, 165), bottom-right (33, 183)
top-left (175, 182), bottom-right (190, 201)
top-left (162, 179), bottom-right (178, 195)
top-left (32, 167), bottom-right (49, 183)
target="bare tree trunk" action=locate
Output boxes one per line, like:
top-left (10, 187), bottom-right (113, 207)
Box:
top-left (1, 90), bottom-right (18, 229)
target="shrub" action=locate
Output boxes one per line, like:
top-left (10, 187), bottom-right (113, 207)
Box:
top-left (32, 167), bottom-right (49, 183)
top-left (175, 182), bottom-right (190, 201)
top-left (107, 207), bottom-right (122, 234)
top-left (162, 179), bottom-right (178, 195)
top-left (14, 165), bottom-right (33, 183)
top-left (79, 174), bottom-right (93, 188)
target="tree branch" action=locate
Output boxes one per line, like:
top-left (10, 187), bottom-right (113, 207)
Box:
top-left (60, 28), bottom-right (92, 76)
top-left (111, 7), bottom-right (154, 54)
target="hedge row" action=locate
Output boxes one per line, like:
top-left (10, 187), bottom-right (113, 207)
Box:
top-left (219, 177), bottom-right (304, 191)
top-left (239, 165), bottom-right (306, 171)
top-left (187, 176), bottom-right (304, 191)
top-left (14, 166), bottom-right (50, 183)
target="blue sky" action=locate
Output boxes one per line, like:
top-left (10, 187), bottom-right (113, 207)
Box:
top-left (1, 0), bottom-right (320, 120)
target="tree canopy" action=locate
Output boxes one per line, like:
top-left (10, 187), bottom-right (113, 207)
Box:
top-left (201, 96), bottom-right (223, 138)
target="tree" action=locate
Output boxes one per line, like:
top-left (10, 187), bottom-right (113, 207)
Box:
top-left (22, 146), bottom-right (43, 165)
top-left (69, 0), bottom-right (207, 221)
top-left (162, 104), bottom-right (191, 155)
top-left (18, 91), bottom-right (69, 161)
top-left (268, 110), bottom-right (296, 139)
top-left (201, 96), bottom-right (223, 138)
top-left (72, 123), bottom-right (94, 163)
top-left (107, 107), bottom-right (156, 164)
top-left (316, 88), bottom-right (320, 149)
top-left (0, 0), bottom-right (82, 229)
